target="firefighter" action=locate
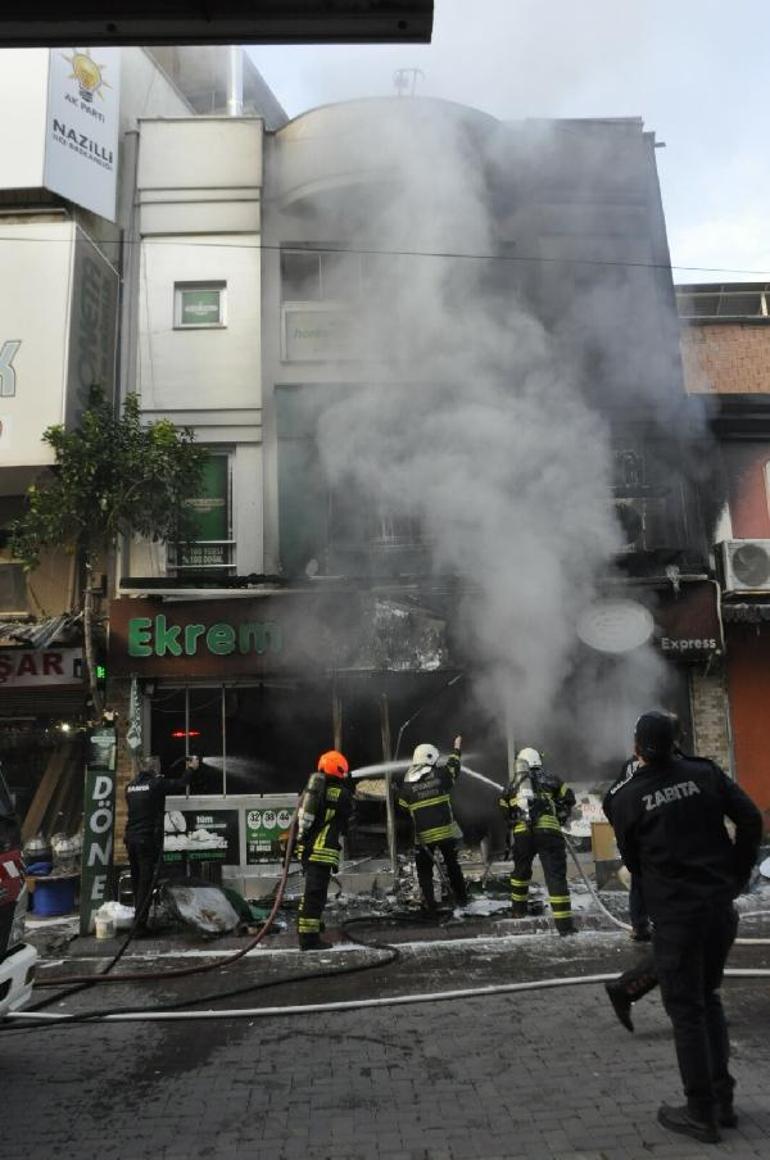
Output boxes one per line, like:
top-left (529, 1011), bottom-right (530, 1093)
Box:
top-left (499, 747), bottom-right (576, 935)
top-left (296, 750), bottom-right (355, 951)
top-left (124, 755), bottom-right (196, 935)
top-left (609, 711), bottom-right (762, 1144)
top-left (397, 735), bottom-right (468, 914)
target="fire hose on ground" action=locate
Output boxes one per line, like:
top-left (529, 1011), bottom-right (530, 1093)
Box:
top-left (562, 832), bottom-right (770, 947)
top-left (6, 820), bottom-right (769, 1030)
top-left (6, 965), bottom-right (770, 1027)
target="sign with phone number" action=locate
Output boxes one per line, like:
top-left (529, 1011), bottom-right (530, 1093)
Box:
top-left (246, 807), bottom-right (294, 864)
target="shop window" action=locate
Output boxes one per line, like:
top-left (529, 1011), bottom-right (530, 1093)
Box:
top-left (168, 453), bottom-right (235, 577)
top-left (0, 563), bottom-right (27, 614)
top-left (174, 281), bottom-right (226, 329)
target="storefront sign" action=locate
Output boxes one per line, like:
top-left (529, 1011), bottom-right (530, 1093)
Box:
top-left (654, 581), bottom-right (722, 660)
top-left (44, 48), bottom-right (121, 221)
top-left (245, 805), bottom-right (294, 863)
top-left (0, 648), bottom-right (83, 688)
top-left (127, 614), bottom-right (283, 660)
top-left (282, 305), bottom-right (357, 362)
top-left (79, 725), bottom-right (117, 935)
top-left (163, 808), bottom-right (239, 864)
top-left (64, 230), bottom-right (119, 430)
top-left (109, 595), bottom-right (366, 678)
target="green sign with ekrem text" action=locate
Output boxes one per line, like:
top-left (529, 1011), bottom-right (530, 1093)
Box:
top-left (128, 614), bottom-right (282, 659)
top-left (108, 595), bottom-right (363, 679)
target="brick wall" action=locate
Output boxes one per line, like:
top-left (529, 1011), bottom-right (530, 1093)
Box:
top-left (690, 665), bottom-right (732, 772)
top-left (681, 323), bottom-right (770, 394)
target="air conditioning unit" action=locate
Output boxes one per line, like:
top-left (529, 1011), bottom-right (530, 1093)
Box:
top-left (719, 540), bottom-right (770, 594)
top-left (0, 564), bottom-right (28, 614)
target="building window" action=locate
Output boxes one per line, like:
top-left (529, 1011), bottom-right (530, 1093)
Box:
top-left (0, 563), bottom-right (28, 615)
top-left (174, 282), bottom-right (226, 329)
top-left (168, 453), bottom-right (235, 577)
top-left (281, 247), bottom-right (400, 303)
top-left (676, 284), bottom-right (770, 321)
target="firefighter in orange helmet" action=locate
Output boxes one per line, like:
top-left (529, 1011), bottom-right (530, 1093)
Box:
top-left (296, 750), bottom-right (355, 950)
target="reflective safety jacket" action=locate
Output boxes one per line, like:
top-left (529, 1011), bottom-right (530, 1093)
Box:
top-left (397, 750), bottom-right (462, 847)
top-left (498, 769), bottom-right (575, 836)
top-left (296, 771), bottom-right (354, 870)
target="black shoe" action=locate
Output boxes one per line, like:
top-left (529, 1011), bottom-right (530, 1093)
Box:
top-left (714, 1080), bottom-right (737, 1127)
top-left (510, 904), bottom-right (528, 918)
top-left (718, 1103), bottom-right (738, 1128)
top-left (605, 981), bottom-right (634, 1032)
top-left (555, 918), bottom-right (576, 937)
top-left (657, 1104), bottom-right (720, 1144)
top-left (631, 923), bottom-right (652, 942)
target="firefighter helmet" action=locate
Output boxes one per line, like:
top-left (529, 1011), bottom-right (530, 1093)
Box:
top-left (317, 750), bottom-right (349, 777)
top-left (411, 743), bottom-right (439, 768)
top-left (516, 747), bottom-right (542, 770)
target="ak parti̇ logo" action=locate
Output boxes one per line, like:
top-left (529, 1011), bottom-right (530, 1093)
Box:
top-left (64, 49), bottom-right (110, 103)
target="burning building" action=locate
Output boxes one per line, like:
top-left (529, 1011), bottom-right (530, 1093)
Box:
top-left (109, 95), bottom-right (724, 866)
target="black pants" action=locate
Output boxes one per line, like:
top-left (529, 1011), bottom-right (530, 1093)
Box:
top-left (298, 859), bottom-right (332, 943)
top-left (654, 904), bottom-right (738, 1116)
top-left (511, 830), bottom-right (572, 930)
top-left (629, 874), bottom-right (648, 930)
top-left (415, 840), bottom-right (467, 907)
top-left (125, 839), bottom-right (160, 929)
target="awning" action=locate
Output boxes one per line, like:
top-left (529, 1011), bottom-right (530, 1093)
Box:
top-left (0, 613), bottom-right (81, 650)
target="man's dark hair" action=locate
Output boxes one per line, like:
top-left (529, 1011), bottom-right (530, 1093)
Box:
top-left (634, 711), bottom-right (676, 762)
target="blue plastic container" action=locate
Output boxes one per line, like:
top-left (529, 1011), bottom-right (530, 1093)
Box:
top-left (33, 876), bottom-right (78, 917)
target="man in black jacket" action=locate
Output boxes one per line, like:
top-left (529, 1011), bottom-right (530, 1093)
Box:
top-left (124, 756), bottom-right (195, 934)
top-left (608, 711), bottom-right (762, 1144)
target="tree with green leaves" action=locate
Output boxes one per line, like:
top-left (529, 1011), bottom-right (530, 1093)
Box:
top-left (10, 388), bottom-right (206, 715)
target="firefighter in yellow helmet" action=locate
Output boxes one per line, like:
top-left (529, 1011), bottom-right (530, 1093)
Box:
top-left (397, 735), bottom-right (468, 914)
top-left (296, 750), bottom-right (355, 951)
top-left (499, 746), bottom-right (576, 935)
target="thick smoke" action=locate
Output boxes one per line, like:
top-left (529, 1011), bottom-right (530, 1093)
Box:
top-left (309, 100), bottom-right (681, 768)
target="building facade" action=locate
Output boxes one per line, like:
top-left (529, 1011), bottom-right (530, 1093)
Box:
top-left (107, 99), bottom-right (719, 867)
top-left (680, 282), bottom-right (770, 821)
top-left (0, 46), bottom-right (284, 837)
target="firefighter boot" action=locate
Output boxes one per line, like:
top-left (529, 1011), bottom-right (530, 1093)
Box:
top-left (299, 933), bottom-right (334, 951)
top-left (511, 903), bottom-right (528, 918)
top-left (555, 916), bottom-right (576, 937)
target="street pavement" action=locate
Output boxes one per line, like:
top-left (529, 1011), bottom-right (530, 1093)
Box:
top-left (4, 911), bottom-right (770, 1160)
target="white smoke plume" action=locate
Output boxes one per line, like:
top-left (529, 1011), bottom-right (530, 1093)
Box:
top-left (306, 100), bottom-right (682, 768)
